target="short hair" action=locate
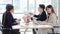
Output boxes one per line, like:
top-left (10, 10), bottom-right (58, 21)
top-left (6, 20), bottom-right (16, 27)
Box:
top-left (39, 4), bottom-right (45, 9)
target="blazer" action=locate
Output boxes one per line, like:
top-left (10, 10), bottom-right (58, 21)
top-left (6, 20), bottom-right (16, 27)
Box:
top-left (47, 13), bottom-right (58, 26)
top-left (2, 12), bottom-right (17, 28)
top-left (32, 11), bottom-right (47, 21)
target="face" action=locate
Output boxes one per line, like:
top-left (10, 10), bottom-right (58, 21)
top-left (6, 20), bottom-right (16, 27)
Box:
top-left (38, 7), bottom-right (43, 12)
top-left (11, 8), bottom-right (14, 14)
top-left (46, 8), bottom-right (52, 14)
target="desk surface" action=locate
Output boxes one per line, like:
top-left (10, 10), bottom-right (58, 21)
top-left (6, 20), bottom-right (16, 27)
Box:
top-left (12, 25), bottom-right (53, 29)
top-left (12, 23), bottom-right (53, 29)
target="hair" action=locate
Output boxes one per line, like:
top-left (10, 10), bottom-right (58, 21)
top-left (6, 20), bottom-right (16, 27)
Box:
top-left (46, 5), bottom-right (56, 15)
top-left (6, 4), bottom-right (14, 13)
top-left (46, 5), bottom-right (58, 20)
top-left (2, 4), bottom-right (14, 26)
top-left (39, 4), bottom-right (45, 10)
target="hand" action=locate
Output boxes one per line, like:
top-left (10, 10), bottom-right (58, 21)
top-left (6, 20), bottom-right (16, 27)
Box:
top-left (17, 19), bottom-right (21, 21)
top-left (23, 16), bottom-right (31, 19)
top-left (23, 16), bottom-right (30, 23)
top-left (23, 16), bottom-right (27, 19)
top-left (16, 19), bottom-right (21, 23)
top-left (29, 13), bottom-right (34, 15)
top-left (23, 16), bottom-right (27, 22)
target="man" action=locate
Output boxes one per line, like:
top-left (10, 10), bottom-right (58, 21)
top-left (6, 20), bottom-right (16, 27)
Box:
top-left (30, 4), bottom-right (47, 34)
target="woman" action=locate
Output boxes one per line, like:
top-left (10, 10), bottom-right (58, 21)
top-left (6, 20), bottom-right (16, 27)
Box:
top-left (2, 4), bottom-right (20, 34)
top-left (46, 5), bottom-right (58, 33)
top-left (46, 5), bottom-right (58, 26)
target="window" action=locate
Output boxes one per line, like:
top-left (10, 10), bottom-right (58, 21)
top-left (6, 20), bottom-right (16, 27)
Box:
top-left (29, 0), bottom-right (35, 13)
top-left (0, 0), bottom-right (12, 13)
top-left (0, 0), bottom-right (51, 14)
top-left (35, 0), bottom-right (51, 14)
top-left (0, 0), bottom-right (52, 34)
top-left (0, 0), bottom-right (12, 4)
top-left (13, 0), bottom-right (27, 13)
top-left (0, 5), bottom-right (6, 13)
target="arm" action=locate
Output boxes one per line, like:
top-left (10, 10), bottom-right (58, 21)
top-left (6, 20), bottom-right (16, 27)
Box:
top-left (36, 12), bottom-right (47, 21)
top-left (30, 15), bottom-right (39, 20)
top-left (34, 15), bottom-right (39, 18)
top-left (7, 14), bottom-right (17, 26)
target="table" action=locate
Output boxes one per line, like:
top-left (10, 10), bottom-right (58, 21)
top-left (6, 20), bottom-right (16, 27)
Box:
top-left (12, 23), bottom-right (53, 34)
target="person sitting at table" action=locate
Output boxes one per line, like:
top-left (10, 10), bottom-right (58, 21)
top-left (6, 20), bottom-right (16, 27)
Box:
top-left (46, 5), bottom-right (58, 26)
top-left (29, 4), bottom-right (47, 34)
top-left (46, 5), bottom-right (58, 33)
top-left (2, 4), bottom-right (21, 34)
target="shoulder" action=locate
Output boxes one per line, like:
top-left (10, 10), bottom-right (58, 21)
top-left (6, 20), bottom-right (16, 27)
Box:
top-left (4, 12), bottom-right (12, 17)
top-left (52, 13), bottom-right (57, 16)
top-left (51, 13), bottom-right (57, 19)
top-left (43, 11), bottom-right (46, 14)
top-left (42, 11), bottom-right (46, 15)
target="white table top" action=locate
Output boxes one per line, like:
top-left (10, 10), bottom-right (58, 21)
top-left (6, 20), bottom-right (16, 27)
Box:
top-left (12, 23), bottom-right (53, 29)
top-left (12, 25), bottom-right (53, 29)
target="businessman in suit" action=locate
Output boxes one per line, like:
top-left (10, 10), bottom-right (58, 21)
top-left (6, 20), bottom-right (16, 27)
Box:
top-left (2, 4), bottom-right (20, 34)
top-left (30, 4), bottom-right (47, 34)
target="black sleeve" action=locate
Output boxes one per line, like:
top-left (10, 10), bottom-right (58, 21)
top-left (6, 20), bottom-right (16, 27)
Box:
top-left (34, 15), bottom-right (39, 18)
top-left (7, 14), bottom-right (17, 26)
top-left (36, 12), bottom-right (47, 21)
top-left (31, 15), bottom-right (39, 20)
top-left (13, 18), bottom-right (17, 23)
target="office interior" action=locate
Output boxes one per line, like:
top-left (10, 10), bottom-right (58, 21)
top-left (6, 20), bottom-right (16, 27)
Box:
top-left (0, 0), bottom-right (60, 34)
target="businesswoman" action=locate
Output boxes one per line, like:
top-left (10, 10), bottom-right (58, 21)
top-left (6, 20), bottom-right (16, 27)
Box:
top-left (2, 4), bottom-right (20, 34)
top-left (46, 5), bottom-right (58, 33)
top-left (46, 5), bottom-right (58, 26)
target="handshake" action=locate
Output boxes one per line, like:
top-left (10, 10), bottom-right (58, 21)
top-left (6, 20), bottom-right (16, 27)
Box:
top-left (15, 12), bottom-right (34, 23)
top-left (22, 12), bottom-right (34, 22)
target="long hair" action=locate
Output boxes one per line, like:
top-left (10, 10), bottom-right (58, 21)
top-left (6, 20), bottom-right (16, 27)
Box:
top-left (46, 5), bottom-right (58, 20)
top-left (2, 4), bottom-right (14, 26)
top-left (6, 4), bottom-right (14, 13)
top-left (46, 5), bottom-right (56, 15)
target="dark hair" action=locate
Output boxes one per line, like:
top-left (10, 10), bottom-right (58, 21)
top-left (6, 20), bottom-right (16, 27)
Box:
top-left (6, 4), bottom-right (14, 12)
top-left (39, 4), bottom-right (45, 10)
top-left (46, 5), bottom-right (55, 15)
top-left (3, 4), bottom-right (14, 26)
top-left (46, 5), bottom-right (58, 20)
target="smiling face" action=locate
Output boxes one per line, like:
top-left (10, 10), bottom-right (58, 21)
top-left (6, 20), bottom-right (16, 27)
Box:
top-left (46, 8), bottom-right (52, 14)
top-left (46, 5), bottom-right (55, 14)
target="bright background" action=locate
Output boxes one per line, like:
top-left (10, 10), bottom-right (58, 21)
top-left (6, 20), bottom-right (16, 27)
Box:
top-left (0, 0), bottom-right (60, 34)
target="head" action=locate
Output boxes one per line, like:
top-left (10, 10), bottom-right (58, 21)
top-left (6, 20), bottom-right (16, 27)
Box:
top-left (46, 5), bottom-right (55, 15)
top-left (6, 4), bottom-right (14, 13)
top-left (38, 4), bottom-right (45, 12)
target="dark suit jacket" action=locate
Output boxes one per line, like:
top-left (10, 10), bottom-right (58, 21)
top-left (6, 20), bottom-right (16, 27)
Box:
top-left (2, 12), bottom-right (17, 28)
top-left (31, 11), bottom-right (47, 21)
